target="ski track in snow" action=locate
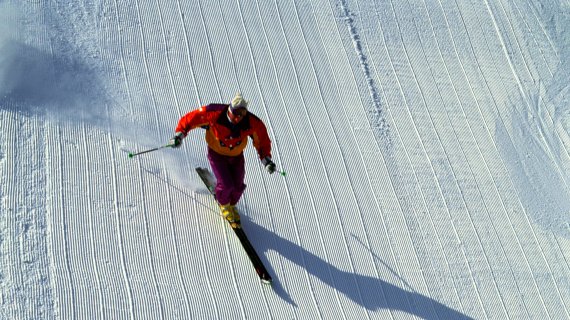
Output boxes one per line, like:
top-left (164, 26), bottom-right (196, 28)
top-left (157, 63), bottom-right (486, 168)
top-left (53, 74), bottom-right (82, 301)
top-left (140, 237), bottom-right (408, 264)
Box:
top-left (2, 0), bottom-right (570, 319)
top-left (338, 0), bottom-right (390, 145)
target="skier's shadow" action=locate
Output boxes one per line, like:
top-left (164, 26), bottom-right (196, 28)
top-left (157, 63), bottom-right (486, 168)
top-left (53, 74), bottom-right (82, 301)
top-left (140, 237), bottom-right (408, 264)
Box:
top-left (241, 217), bottom-right (472, 319)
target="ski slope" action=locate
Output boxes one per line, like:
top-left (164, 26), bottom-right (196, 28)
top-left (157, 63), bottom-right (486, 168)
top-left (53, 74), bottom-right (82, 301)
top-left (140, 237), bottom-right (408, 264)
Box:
top-left (1, 0), bottom-right (570, 319)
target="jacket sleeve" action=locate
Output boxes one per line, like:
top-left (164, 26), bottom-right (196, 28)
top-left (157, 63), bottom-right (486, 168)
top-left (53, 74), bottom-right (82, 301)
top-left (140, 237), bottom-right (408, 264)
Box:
top-left (250, 117), bottom-right (272, 160)
top-left (175, 106), bottom-right (211, 136)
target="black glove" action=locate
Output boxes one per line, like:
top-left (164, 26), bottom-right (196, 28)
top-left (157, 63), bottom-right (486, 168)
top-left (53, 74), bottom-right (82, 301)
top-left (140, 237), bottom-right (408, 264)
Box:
top-left (262, 156), bottom-right (276, 174)
top-left (169, 132), bottom-right (185, 148)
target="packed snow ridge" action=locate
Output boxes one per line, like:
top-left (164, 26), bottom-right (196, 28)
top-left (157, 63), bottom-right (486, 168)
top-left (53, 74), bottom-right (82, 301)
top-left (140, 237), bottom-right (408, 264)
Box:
top-left (339, 0), bottom-right (390, 144)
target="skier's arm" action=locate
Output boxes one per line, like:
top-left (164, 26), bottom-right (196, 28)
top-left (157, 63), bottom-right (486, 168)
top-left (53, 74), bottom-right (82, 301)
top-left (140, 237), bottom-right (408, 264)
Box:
top-left (170, 106), bottom-right (212, 148)
top-left (250, 117), bottom-right (272, 160)
top-left (250, 117), bottom-right (276, 174)
top-left (176, 106), bottom-right (211, 135)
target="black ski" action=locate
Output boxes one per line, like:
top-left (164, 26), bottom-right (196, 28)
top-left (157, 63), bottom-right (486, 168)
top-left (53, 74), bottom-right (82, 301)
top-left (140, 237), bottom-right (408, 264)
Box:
top-left (196, 167), bottom-right (272, 284)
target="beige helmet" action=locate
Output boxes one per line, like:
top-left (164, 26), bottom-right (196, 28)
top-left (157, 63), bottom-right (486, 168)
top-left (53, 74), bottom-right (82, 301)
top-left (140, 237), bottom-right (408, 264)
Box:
top-left (230, 92), bottom-right (248, 111)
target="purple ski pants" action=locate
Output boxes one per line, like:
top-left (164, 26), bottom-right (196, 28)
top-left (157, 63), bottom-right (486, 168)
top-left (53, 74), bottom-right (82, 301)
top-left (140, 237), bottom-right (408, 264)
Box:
top-left (207, 148), bottom-right (246, 206)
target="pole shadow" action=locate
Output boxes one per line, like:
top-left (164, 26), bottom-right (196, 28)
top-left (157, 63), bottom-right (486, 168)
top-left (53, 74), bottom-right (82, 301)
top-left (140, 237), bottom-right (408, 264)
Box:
top-left (240, 217), bottom-right (472, 319)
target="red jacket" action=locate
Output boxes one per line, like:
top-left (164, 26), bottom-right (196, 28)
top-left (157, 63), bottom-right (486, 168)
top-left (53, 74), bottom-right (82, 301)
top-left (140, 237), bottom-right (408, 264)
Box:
top-left (176, 104), bottom-right (272, 159)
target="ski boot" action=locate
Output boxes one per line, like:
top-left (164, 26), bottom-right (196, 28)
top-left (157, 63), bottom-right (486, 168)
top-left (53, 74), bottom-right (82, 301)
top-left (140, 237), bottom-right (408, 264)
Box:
top-left (219, 204), bottom-right (241, 228)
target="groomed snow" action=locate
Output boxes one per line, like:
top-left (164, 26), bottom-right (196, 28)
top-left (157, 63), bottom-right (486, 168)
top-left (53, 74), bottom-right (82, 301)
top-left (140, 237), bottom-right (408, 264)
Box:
top-left (1, 0), bottom-right (569, 319)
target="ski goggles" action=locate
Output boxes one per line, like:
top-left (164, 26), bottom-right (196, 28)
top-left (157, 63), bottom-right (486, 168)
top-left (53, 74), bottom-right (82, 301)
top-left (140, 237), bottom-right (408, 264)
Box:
top-left (229, 106), bottom-right (247, 118)
top-left (228, 106), bottom-right (247, 123)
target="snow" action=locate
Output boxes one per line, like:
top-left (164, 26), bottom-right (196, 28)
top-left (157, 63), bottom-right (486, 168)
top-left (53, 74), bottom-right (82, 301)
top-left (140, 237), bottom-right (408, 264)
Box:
top-left (1, 0), bottom-right (569, 319)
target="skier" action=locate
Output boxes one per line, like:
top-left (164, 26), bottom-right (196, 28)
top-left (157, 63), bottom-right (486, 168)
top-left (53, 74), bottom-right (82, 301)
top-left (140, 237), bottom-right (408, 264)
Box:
top-left (170, 93), bottom-right (276, 225)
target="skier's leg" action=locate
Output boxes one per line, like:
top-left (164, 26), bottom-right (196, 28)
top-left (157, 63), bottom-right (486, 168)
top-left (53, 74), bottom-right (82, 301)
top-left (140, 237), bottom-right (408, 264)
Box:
top-left (229, 153), bottom-right (246, 206)
top-left (207, 148), bottom-right (233, 206)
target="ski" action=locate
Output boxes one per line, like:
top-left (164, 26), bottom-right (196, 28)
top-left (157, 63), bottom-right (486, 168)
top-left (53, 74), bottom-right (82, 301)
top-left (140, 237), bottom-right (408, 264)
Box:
top-left (195, 167), bottom-right (273, 284)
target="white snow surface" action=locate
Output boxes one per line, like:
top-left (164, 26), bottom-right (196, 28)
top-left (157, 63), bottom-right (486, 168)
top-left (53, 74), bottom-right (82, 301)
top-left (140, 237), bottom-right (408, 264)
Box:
top-left (1, 0), bottom-right (570, 319)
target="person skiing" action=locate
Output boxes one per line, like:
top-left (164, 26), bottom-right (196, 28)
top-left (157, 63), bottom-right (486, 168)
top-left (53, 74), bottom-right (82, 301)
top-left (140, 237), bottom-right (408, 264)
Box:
top-left (170, 93), bottom-right (276, 226)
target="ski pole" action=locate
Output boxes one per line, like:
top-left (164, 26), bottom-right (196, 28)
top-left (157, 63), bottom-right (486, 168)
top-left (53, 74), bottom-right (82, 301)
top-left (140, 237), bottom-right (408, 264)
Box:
top-left (128, 143), bottom-right (175, 158)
